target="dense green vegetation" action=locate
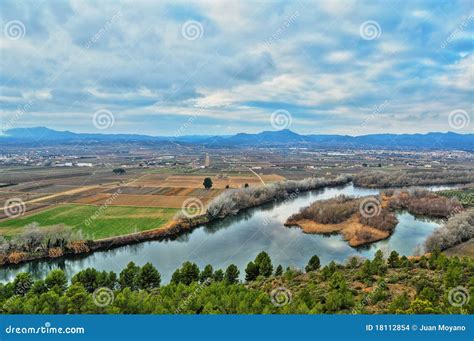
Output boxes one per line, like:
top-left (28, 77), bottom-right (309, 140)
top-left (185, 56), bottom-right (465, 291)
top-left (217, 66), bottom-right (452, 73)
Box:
top-left (1, 250), bottom-right (472, 314)
top-left (437, 188), bottom-right (474, 207)
top-left (0, 205), bottom-right (178, 239)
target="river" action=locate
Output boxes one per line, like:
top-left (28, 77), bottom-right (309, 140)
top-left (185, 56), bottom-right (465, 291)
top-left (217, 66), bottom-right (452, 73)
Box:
top-left (0, 183), bottom-right (454, 283)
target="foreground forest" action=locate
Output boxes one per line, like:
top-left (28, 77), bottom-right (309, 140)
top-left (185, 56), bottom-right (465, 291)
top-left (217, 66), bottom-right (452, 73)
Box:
top-left (1, 250), bottom-right (472, 314)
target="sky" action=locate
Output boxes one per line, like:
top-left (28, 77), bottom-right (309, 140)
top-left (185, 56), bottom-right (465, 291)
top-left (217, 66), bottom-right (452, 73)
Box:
top-left (0, 0), bottom-right (472, 136)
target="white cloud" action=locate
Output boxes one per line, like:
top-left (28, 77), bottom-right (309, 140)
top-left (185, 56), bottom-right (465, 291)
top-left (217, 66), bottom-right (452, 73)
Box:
top-left (0, 0), bottom-right (472, 135)
top-left (325, 51), bottom-right (353, 63)
top-left (436, 55), bottom-right (473, 91)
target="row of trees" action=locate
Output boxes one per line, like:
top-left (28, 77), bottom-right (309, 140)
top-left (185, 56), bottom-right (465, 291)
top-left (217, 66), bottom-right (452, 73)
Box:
top-left (206, 176), bottom-right (352, 219)
top-left (0, 250), bottom-right (472, 314)
top-left (353, 169), bottom-right (474, 188)
top-left (387, 188), bottom-right (463, 218)
top-left (0, 223), bottom-right (84, 263)
top-left (287, 195), bottom-right (357, 225)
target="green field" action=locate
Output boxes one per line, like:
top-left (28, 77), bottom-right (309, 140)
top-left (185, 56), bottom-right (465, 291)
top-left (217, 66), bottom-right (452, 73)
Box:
top-left (437, 188), bottom-right (474, 207)
top-left (0, 204), bottom-right (178, 240)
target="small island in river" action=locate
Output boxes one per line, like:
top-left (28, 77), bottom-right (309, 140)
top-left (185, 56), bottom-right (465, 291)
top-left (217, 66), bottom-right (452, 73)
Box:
top-left (285, 189), bottom-right (463, 247)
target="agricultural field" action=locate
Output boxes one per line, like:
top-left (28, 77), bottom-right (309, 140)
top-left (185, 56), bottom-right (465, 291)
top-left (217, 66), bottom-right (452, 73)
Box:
top-left (0, 204), bottom-right (178, 240)
top-left (73, 192), bottom-right (216, 208)
top-left (437, 188), bottom-right (474, 207)
top-left (0, 165), bottom-right (286, 239)
top-left (142, 174), bottom-right (285, 189)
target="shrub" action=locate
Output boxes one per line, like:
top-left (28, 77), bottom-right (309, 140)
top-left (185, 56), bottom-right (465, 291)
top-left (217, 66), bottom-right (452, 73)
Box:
top-left (425, 209), bottom-right (474, 252)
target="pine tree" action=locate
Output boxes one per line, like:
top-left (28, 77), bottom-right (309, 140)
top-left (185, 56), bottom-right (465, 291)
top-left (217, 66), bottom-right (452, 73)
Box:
top-left (137, 262), bottom-right (161, 289)
top-left (275, 264), bottom-right (283, 276)
top-left (13, 272), bottom-right (33, 295)
top-left (305, 255), bottom-right (321, 272)
top-left (72, 268), bottom-right (100, 293)
top-left (213, 269), bottom-right (224, 282)
top-left (225, 264), bottom-right (240, 284)
top-left (119, 262), bottom-right (140, 290)
top-left (245, 261), bottom-right (259, 281)
top-left (45, 269), bottom-right (67, 292)
top-left (254, 251), bottom-right (273, 277)
top-left (200, 264), bottom-right (214, 283)
top-left (387, 251), bottom-right (400, 268)
top-left (178, 262), bottom-right (200, 285)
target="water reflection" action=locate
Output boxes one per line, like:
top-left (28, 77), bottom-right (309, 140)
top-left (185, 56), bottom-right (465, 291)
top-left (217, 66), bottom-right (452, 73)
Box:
top-left (0, 184), bottom-right (447, 283)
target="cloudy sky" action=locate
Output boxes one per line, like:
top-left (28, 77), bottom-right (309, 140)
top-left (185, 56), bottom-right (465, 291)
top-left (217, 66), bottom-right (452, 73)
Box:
top-left (0, 0), bottom-right (472, 136)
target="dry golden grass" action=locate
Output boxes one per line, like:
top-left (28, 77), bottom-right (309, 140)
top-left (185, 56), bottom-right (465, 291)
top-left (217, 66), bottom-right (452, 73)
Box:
top-left (290, 215), bottom-right (390, 247)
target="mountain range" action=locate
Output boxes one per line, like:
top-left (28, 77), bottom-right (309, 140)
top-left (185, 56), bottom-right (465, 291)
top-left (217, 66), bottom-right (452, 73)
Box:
top-left (1, 127), bottom-right (473, 151)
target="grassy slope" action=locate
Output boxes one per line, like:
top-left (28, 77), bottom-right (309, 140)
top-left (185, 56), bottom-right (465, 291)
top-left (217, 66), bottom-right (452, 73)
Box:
top-left (0, 204), bottom-right (178, 240)
top-left (444, 239), bottom-right (474, 258)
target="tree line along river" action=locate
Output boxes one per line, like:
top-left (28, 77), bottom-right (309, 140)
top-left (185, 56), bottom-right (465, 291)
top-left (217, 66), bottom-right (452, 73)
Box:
top-left (0, 183), bottom-right (457, 283)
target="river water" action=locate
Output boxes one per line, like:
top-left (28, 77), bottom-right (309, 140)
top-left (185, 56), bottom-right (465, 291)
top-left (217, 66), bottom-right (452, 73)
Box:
top-left (0, 184), bottom-right (454, 283)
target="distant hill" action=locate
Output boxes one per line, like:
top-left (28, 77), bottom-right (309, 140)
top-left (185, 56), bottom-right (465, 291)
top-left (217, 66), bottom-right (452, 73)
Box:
top-left (2, 127), bottom-right (473, 151)
top-left (203, 129), bottom-right (473, 150)
top-left (2, 127), bottom-right (162, 142)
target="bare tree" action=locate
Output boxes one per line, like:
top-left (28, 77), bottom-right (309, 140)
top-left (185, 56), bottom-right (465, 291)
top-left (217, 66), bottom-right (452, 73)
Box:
top-left (206, 176), bottom-right (351, 218)
top-left (425, 209), bottom-right (474, 252)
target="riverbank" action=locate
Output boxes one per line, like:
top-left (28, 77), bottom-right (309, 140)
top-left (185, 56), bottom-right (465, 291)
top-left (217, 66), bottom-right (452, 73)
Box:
top-left (0, 184), bottom-right (448, 284)
top-left (0, 214), bottom-right (210, 266)
top-left (0, 176), bottom-right (352, 266)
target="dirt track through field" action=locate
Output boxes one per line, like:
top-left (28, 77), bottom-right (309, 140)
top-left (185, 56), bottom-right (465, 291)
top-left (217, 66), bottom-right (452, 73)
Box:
top-left (25, 185), bottom-right (103, 204)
